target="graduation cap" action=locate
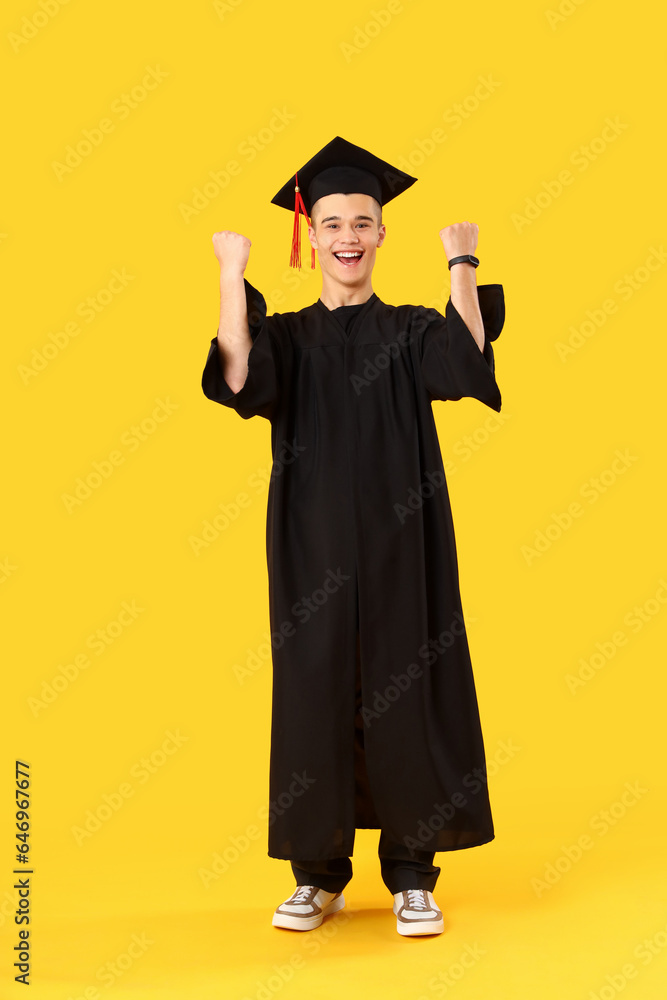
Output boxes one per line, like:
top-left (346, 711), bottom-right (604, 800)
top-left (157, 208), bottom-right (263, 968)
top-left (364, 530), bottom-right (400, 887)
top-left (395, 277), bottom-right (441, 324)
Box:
top-left (271, 136), bottom-right (418, 269)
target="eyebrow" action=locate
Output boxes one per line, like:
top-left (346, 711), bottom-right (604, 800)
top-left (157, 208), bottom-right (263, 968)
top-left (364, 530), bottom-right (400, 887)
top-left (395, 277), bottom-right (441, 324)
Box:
top-left (320, 215), bottom-right (375, 224)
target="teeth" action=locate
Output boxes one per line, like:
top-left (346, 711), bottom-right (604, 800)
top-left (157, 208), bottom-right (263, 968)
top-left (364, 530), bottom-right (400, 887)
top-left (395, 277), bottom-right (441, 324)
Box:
top-left (335, 252), bottom-right (362, 258)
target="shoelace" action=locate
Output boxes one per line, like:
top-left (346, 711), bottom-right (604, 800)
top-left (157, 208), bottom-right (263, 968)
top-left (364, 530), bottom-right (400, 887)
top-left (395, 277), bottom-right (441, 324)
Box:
top-left (289, 885), bottom-right (317, 904)
top-left (405, 889), bottom-right (429, 910)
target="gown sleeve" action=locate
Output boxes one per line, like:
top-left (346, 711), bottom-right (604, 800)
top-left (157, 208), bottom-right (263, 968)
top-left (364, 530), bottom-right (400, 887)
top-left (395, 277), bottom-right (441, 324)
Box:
top-left (201, 278), bottom-right (280, 422)
top-left (420, 283), bottom-right (504, 412)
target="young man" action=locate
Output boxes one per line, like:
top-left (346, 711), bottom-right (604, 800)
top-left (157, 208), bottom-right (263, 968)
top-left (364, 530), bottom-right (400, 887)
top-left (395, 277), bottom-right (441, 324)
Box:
top-left (201, 137), bottom-right (505, 937)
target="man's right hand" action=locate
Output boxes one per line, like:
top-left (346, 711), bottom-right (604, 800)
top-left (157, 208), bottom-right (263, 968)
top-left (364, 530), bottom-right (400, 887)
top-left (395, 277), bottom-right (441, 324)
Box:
top-left (212, 231), bottom-right (252, 273)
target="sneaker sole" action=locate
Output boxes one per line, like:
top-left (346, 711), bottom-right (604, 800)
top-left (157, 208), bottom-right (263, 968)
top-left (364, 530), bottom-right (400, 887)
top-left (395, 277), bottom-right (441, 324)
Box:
top-left (396, 916), bottom-right (444, 936)
top-left (272, 892), bottom-right (346, 931)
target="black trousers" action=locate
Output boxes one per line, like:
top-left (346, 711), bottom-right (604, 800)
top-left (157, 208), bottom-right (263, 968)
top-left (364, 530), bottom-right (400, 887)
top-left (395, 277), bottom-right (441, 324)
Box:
top-left (291, 830), bottom-right (441, 894)
top-left (290, 617), bottom-right (442, 895)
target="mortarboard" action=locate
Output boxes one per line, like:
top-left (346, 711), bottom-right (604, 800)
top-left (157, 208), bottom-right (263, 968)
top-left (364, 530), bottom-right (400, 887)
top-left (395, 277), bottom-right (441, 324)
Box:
top-left (271, 136), bottom-right (418, 269)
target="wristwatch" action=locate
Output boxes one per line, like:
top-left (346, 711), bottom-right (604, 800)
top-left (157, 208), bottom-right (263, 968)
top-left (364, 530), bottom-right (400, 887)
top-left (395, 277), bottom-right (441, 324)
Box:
top-left (448, 254), bottom-right (479, 269)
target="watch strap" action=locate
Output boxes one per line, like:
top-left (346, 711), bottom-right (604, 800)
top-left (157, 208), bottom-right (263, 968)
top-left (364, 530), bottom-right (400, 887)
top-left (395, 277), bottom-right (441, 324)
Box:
top-left (448, 254), bottom-right (480, 269)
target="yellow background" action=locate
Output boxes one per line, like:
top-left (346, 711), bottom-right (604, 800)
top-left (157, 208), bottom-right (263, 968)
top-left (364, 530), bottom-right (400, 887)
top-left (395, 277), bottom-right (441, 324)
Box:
top-left (2, 0), bottom-right (666, 996)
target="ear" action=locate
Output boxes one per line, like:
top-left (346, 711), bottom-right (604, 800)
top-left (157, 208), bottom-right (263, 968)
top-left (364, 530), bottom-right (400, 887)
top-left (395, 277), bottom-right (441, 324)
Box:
top-left (376, 223), bottom-right (386, 248)
top-left (308, 223), bottom-right (318, 250)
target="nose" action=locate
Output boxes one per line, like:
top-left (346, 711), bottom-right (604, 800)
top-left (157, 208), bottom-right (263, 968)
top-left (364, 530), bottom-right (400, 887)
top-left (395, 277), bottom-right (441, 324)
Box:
top-left (339, 225), bottom-right (359, 243)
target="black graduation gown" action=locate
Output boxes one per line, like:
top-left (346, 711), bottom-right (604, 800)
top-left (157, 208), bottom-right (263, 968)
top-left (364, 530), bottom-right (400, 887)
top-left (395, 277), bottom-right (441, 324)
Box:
top-left (201, 277), bottom-right (505, 861)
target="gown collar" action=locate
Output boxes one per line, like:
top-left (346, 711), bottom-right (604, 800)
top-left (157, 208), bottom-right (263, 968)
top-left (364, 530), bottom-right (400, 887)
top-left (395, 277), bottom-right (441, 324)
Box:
top-left (316, 292), bottom-right (378, 343)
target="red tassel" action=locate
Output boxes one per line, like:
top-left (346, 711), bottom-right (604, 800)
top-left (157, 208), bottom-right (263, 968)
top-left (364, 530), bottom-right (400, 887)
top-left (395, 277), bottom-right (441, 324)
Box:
top-left (290, 171), bottom-right (316, 270)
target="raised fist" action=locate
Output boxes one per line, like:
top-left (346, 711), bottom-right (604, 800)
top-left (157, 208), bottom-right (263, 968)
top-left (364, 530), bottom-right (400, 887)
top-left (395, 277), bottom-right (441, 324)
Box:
top-left (212, 230), bottom-right (252, 273)
top-left (439, 221), bottom-right (479, 261)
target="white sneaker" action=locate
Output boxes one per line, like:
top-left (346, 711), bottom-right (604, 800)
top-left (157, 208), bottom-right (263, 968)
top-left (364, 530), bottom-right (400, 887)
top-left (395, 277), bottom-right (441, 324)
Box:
top-left (393, 889), bottom-right (444, 936)
top-left (272, 884), bottom-right (346, 931)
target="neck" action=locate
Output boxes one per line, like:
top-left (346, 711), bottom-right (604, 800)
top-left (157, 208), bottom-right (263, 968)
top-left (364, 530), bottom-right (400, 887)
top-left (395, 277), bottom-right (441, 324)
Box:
top-left (318, 273), bottom-right (375, 310)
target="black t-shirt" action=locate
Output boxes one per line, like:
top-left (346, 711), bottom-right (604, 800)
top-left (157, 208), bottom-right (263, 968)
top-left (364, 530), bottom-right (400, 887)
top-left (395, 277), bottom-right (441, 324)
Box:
top-left (330, 302), bottom-right (365, 335)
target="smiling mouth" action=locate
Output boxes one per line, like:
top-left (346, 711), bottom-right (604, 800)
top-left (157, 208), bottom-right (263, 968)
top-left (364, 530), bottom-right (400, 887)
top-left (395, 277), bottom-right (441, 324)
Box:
top-left (333, 251), bottom-right (364, 267)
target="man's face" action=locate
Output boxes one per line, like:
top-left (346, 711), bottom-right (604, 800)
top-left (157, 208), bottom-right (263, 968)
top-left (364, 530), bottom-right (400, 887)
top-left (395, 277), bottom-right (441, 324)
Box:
top-left (308, 193), bottom-right (386, 287)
